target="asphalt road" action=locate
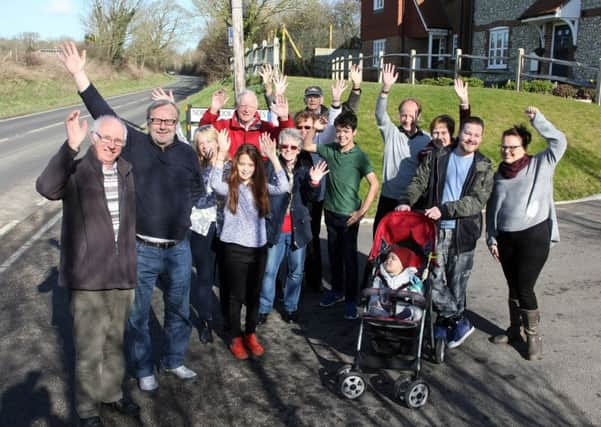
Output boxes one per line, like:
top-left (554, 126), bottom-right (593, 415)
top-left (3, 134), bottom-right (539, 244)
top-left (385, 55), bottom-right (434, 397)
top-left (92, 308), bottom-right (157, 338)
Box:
top-left (0, 75), bottom-right (204, 232)
top-left (0, 196), bottom-right (599, 426)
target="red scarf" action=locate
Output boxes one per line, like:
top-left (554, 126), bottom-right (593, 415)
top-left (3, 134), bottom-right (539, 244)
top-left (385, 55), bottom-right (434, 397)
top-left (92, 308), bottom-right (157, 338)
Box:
top-left (498, 155), bottom-right (531, 179)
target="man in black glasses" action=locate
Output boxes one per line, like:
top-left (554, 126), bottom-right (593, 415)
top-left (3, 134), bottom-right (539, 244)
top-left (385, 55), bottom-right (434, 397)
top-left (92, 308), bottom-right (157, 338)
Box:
top-left (58, 41), bottom-right (203, 393)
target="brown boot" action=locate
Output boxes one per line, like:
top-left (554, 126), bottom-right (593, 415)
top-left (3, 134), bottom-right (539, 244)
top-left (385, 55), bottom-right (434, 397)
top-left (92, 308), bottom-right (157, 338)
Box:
top-left (522, 309), bottom-right (543, 361)
top-left (491, 299), bottom-right (525, 344)
top-left (229, 336), bottom-right (249, 360)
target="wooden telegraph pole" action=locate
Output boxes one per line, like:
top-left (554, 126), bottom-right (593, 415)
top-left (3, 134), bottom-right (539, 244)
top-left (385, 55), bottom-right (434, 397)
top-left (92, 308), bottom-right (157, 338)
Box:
top-left (231, 0), bottom-right (245, 97)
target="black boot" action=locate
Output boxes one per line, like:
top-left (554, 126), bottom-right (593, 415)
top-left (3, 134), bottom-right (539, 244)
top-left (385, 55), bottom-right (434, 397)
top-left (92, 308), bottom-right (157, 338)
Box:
top-left (522, 309), bottom-right (543, 360)
top-left (491, 299), bottom-right (525, 344)
top-left (199, 320), bottom-right (213, 343)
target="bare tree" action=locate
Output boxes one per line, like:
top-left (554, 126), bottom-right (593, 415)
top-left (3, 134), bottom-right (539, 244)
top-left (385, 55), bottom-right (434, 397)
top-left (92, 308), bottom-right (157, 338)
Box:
top-left (129, 0), bottom-right (186, 69)
top-left (83, 0), bottom-right (141, 66)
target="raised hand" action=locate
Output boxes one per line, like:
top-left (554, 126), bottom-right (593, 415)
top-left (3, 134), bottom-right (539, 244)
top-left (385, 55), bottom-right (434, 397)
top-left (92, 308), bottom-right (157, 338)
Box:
top-left (314, 116), bottom-right (328, 132)
top-left (270, 95), bottom-right (289, 119)
top-left (216, 129), bottom-right (230, 157)
top-left (309, 160), bottom-right (329, 183)
top-left (272, 73), bottom-right (288, 97)
top-left (210, 89), bottom-right (228, 113)
top-left (65, 110), bottom-right (88, 151)
top-left (525, 106), bottom-right (539, 120)
top-left (331, 79), bottom-right (347, 105)
top-left (151, 87), bottom-right (175, 103)
top-left (349, 63), bottom-right (362, 90)
top-left (259, 64), bottom-right (273, 85)
top-left (381, 63), bottom-right (398, 92)
top-left (259, 132), bottom-right (277, 161)
top-left (57, 41), bottom-right (86, 76)
top-left (454, 78), bottom-right (469, 106)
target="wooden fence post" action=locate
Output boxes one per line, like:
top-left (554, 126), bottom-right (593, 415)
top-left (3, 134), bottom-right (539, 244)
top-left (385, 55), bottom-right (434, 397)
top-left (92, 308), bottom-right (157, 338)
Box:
top-left (410, 49), bottom-right (416, 85)
top-left (516, 48), bottom-right (524, 92)
top-left (378, 51), bottom-right (384, 83)
top-left (454, 48), bottom-right (462, 79)
top-left (347, 54), bottom-right (353, 79)
top-left (331, 57), bottom-right (335, 80)
top-left (273, 37), bottom-right (280, 71)
top-left (596, 58), bottom-right (601, 106)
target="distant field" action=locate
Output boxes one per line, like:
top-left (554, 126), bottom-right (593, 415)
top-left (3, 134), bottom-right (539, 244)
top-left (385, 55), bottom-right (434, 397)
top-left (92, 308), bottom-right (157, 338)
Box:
top-left (0, 58), bottom-right (174, 118)
top-left (183, 76), bottom-right (601, 216)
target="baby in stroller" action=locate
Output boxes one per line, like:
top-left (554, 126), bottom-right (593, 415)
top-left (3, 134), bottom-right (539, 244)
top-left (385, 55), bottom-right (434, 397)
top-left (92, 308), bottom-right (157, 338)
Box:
top-left (366, 245), bottom-right (424, 321)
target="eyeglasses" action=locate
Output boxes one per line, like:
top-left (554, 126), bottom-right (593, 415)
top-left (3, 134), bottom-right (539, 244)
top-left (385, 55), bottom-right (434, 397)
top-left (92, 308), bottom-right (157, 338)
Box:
top-left (93, 131), bottom-right (124, 147)
top-left (279, 144), bottom-right (299, 151)
top-left (149, 118), bottom-right (177, 126)
top-left (296, 126), bottom-right (312, 130)
top-left (499, 145), bottom-right (523, 153)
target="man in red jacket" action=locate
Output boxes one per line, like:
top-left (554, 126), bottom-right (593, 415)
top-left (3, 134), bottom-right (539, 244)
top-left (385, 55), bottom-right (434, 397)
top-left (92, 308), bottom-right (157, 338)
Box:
top-left (198, 88), bottom-right (294, 157)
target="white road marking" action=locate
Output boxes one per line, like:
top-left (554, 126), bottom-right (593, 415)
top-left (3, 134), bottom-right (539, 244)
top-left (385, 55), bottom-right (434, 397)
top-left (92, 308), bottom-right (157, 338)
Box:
top-left (0, 220), bottom-right (19, 237)
top-left (0, 212), bottom-right (61, 275)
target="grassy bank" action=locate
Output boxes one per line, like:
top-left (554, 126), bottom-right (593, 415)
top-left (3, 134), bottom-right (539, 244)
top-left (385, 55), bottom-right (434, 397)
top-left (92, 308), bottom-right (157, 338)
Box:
top-left (182, 77), bottom-right (601, 216)
top-left (0, 58), bottom-right (175, 119)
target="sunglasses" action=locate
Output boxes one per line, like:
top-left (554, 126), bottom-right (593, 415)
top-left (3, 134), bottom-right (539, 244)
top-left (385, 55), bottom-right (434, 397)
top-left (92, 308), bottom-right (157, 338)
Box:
top-left (296, 126), bottom-right (312, 130)
top-left (279, 144), bottom-right (299, 151)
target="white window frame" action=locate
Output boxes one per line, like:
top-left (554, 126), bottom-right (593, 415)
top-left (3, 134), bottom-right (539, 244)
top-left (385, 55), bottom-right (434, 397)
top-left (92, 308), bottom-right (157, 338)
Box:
top-left (488, 27), bottom-right (509, 69)
top-left (373, 39), bottom-right (386, 67)
top-left (373, 0), bottom-right (384, 11)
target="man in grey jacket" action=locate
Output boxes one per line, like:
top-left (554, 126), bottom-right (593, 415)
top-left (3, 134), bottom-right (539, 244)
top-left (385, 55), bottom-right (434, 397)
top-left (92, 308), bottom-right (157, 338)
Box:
top-left (374, 63), bottom-right (431, 234)
top-left (37, 111), bottom-right (139, 427)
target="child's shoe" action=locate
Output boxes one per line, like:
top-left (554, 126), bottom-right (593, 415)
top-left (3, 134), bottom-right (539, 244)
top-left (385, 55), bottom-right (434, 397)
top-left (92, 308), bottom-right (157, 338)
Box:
top-left (229, 336), bottom-right (249, 360)
top-left (344, 302), bottom-right (358, 320)
top-left (243, 333), bottom-right (265, 356)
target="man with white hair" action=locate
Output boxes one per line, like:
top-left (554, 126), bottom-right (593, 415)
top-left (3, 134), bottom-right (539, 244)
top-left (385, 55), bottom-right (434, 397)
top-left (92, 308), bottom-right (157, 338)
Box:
top-left (37, 111), bottom-right (139, 427)
top-left (199, 88), bottom-right (294, 157)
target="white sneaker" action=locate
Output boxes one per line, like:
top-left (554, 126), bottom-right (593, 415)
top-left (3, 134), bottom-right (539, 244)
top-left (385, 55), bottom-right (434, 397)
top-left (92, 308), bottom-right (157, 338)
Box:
top-left (138, 375), bottom-right (159, 392)
top-left (164, 365), bottom-right (197, 380)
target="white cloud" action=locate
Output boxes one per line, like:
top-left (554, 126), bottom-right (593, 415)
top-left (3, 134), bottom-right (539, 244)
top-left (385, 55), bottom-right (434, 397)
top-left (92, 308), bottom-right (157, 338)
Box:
top-left (46, 0), bottom-right (73, 15)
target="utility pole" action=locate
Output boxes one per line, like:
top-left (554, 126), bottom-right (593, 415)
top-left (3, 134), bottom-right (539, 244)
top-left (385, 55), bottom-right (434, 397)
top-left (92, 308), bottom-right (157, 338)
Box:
top-left (231, 0), bottom-right (245, 97)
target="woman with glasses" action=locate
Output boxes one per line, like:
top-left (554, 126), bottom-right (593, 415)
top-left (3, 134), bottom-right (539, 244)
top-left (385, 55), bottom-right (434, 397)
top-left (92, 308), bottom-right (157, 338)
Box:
top-left (486, 106), bottom-right (567, 361)
top-left (258, 129), bottom-right (328, 324)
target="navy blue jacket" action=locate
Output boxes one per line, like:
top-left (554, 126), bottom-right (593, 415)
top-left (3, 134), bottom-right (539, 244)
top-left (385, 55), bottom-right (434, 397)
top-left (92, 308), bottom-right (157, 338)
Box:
top-left (265, 154), bottom-right (319, 249)
top-left (79, 84), bottom-right (203, 241)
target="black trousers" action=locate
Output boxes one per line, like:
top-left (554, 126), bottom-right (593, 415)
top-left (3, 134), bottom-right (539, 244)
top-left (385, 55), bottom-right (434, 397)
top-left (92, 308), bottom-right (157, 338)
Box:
top-left (304, 200), bottom-right (324, 289)
top-left (497, 219), bottom-right (551, 310)
top-left (220, 242), bottom-right (267, 337)
top-left (325, 210), bottom-right (360, 303)
top-left (373, 195), bottom-right (399, 236)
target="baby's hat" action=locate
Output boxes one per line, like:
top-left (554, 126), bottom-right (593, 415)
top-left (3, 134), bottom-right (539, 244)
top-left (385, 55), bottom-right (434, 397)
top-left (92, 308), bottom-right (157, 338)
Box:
top-left (388, 245), bottom-right (421, 268)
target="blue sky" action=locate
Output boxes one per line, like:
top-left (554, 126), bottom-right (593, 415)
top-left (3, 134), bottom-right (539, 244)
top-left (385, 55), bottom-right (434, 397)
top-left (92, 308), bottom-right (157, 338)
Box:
top-left (1, 0), bottom-right (204, 51)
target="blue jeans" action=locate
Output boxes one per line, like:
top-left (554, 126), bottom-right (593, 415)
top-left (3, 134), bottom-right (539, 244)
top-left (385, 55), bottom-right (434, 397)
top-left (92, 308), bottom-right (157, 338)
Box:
top-left (127, 239), bottom-right (192, 378)
top-left (260, 232), bottom-right (306, 314)
top-left (324, 210), bottom-right (360, 303)
top-left (431, 228), bottom-right (475, 318)
top-left (190, 225), bottom-right (217, 321)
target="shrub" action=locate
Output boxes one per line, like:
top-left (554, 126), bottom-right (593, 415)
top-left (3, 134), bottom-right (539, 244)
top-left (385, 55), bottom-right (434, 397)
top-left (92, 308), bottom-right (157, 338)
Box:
top-left (522, 79), bottom-right (554, 94)
top-left (552, 83), bottom-right (578, 98)
top-left (418, 76), bottom-right (453, 86)
top-left (577, 87), bottom-right (595, 101)
top-left (504, 80), bottom-right (517, 90)
top-left (463, 76), bottom-right (484, 87)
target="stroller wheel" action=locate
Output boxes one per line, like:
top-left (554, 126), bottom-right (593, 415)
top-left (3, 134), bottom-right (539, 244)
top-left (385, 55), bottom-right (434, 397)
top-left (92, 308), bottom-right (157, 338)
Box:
top-left (402, 380), bottom-right (429, 409)
top-left (338, 373), bottom-right (366, 400)
top-left (336, 364), bottom-right (352, 379)
top-left (435, 338), bottom-right (445, 364)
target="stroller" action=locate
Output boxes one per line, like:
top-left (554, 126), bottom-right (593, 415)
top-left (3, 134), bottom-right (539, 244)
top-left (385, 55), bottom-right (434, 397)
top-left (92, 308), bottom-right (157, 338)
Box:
top-left (336, 211), bottom-right (437, 408)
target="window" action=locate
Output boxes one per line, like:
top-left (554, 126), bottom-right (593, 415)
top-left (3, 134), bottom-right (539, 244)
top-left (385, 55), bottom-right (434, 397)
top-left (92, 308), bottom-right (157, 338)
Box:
top-left (373, 39), bottom-right (386, 66)
top-left (488, 27), bottom-right (509, 69)
top-left (373, 0), bottom-right (384, 11)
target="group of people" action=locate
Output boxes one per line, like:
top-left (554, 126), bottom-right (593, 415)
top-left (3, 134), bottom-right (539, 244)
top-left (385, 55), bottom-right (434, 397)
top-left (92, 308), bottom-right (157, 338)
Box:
top-left (38, 41), bottom-right (566, 426)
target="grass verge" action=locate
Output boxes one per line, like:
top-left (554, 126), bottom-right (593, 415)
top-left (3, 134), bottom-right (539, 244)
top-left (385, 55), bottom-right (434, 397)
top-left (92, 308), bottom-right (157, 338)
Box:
top-left (181, 76), bottom-right (601, 216)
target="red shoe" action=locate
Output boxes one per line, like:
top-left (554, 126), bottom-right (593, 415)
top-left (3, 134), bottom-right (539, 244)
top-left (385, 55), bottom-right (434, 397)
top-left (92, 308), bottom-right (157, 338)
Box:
top-left (229, 336), bottom-right (249, 360)
top-left (243, 333), bottom-right (265, 357)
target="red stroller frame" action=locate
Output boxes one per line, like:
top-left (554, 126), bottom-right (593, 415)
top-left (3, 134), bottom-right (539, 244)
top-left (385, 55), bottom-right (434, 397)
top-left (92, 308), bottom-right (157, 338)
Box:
top-left (336, 211), bottom-right (438, 408)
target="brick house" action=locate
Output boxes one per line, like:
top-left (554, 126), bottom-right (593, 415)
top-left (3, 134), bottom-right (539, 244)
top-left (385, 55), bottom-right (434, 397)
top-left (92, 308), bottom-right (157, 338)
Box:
top-left (471, 0), bottom-right (601, 82)
top-left (360, 0), bottom-right (474, 79)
